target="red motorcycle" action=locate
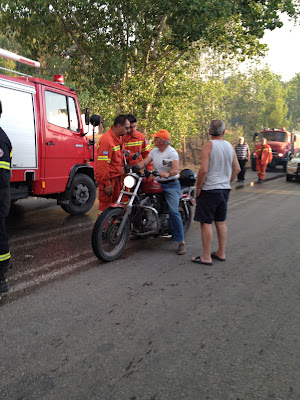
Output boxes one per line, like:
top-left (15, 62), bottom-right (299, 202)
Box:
top-left (92, 168), bottom-right (196, 262)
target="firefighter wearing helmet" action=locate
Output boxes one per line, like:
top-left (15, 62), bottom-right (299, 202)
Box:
top-left (0, 100), bottom-right (12, 293)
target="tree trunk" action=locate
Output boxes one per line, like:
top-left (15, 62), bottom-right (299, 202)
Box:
top-left (182, 134), bottom-right (186, 166)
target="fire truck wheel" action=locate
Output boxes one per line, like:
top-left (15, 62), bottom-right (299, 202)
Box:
top-left (61, 173), bottom-right (96, 215)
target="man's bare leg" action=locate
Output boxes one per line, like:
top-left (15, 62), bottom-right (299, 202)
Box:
top-left (200, 222), bottom-right (213, 263)
top-left (214, 220), bottom-right (227, 260)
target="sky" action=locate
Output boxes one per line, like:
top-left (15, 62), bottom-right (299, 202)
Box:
top-left (259, 13), bottom-right (300, 81)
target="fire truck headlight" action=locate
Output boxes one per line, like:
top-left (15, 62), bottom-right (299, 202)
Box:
top-left (124, 175), bottom-right (136, 188)
top-left (278, 153), bottom-right (283, 157)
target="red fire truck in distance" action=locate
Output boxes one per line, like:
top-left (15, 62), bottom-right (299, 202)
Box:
top-left (251, 127), bottom-right (300, 172)
top-left (0, 48), bottom-right (100, 215)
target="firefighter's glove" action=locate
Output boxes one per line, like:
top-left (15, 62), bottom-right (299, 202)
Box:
top-left (124, 164), bottom-right (131, 174)
top-left (132, 164), bottom-right (140, 173)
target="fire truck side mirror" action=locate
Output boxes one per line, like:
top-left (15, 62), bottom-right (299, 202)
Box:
top-left (85, 108), bottom-right (90, 125)
top-left (90, 114), bottom-right (101, 127)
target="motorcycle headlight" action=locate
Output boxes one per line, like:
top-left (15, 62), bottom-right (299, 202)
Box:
top-left (278, 153), bottom-right (283, 157)
top-left (124, 175), bottom-right (137, 188)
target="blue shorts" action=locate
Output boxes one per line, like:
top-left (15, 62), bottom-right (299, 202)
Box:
top-left (194, 189), bottom-right (230, 224)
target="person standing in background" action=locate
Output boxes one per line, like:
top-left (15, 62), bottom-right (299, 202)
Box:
top-left (235, 136), bottom-right (250, 183)
top-left (254, 137), bottom-right (273, 183)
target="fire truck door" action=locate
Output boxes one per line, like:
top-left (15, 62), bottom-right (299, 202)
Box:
top-left (44, 90), bottom-right (82, 194)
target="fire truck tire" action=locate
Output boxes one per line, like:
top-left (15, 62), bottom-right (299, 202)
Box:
top-left (61, 173), bottom-right (96, 215)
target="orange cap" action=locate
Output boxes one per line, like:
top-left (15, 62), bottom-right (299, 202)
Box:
top-left (151, 129), bottom-right (170, 141)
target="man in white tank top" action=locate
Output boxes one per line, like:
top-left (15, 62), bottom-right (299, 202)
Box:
top-left (192, 120), bottom-right (240, 265)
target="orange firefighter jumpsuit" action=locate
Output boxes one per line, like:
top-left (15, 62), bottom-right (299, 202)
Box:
top-left (122, 130), bottom-right (151, 167)
top-left (255, 143), bottom-right (273, 180)
top-left (95, 128), bottom-right (124, 214)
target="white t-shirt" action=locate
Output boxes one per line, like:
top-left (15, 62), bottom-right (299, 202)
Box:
top-left (149, 146), bottom-right (179, 182)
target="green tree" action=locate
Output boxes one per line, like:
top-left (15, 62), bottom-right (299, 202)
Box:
top-left (0, 0), bottom-right (299, 133)
top-left (286, 73), bottom-right (300, 131)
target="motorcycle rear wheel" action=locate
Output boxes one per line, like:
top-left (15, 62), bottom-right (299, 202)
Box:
top-left (179, 201), bottom-right (192, 233)
top-left (92, 207), bottom-right (130, 262)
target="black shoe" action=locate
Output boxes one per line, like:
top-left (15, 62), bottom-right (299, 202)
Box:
top-left (257, 178), bottom-right (263, 183)
top-left (0, 263), bottom-right (10, 294)
top-left (0, 278), bottom-right (9, 294)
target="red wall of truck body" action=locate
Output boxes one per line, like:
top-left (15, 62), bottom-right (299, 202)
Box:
top-left (3, 74), bottom-right (93, 195)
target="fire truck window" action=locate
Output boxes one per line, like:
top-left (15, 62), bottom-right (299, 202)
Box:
top-left (45, 91), bottom-right (68, 129)
top-left (262, 132), bottom-right (287, 142)
top-left (68, 97), bottom-right (79, 132)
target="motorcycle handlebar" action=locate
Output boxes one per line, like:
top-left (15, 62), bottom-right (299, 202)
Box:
top-left (127, 165), bottom-right (160, 178)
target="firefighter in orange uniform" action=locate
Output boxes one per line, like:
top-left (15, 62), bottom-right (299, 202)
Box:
top-left (254, 137), bottom-right (273, 183)
top-left (95, 115), bottom-right (130, 214)
top-left (123, 114), bottom-right (151, 167)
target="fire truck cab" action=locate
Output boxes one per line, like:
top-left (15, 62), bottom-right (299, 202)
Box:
top-left (251, 127), bottom-right (300, 172)
top-left (0, 49), bottom-right (99, 215)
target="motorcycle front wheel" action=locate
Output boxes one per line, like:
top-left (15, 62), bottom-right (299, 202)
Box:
top-left (92, 207), bottom-right (130, 262)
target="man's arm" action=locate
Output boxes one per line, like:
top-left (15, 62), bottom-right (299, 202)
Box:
top-left (196, 142), bottom-right (211, 197)
top-left (95, 139), bottom-right (113, 196)
top-left (230, 151), bottom-right (241, 182)
top-left (135, 155), bottom-right (152, 170)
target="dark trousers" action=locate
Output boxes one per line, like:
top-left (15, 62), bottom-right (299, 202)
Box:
top-left (237, 159), bottom-right (247, 181)
top-left (0, 216), bottom-right (10, 272)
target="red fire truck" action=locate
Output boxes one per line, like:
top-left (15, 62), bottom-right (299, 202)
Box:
top-left (0, 48), bottom-right (99, 215)
top-left (251, 127), bottom-right (300, 172)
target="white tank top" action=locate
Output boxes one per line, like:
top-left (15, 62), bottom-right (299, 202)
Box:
top-left (202, 140), bottom-right (234, 190)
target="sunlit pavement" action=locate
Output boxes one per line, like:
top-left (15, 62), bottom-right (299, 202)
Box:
top-left (231, 167), bottom-right (285, 191)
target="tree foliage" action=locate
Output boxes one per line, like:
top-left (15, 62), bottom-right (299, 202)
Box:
top-left (0, 1), bottom-right (300, 154)
top-left (0, 1), bottom-right (299, 118)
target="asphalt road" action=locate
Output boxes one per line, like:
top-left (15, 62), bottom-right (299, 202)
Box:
top-left (1, 168), bottom-right (299, 400)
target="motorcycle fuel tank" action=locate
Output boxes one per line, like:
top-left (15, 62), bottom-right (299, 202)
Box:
top-left (140, 178), bottom-right (163, 194)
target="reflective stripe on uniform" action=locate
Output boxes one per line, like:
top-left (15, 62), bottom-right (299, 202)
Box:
top-left (125, 141), bottom-right (143, 147)
top-left (0, 252), bottom-right (11, 262)
top-left (97, 156), bottom-right (111, 163)
top-left (112, 145), bottom-right (120, 151)
top-left (141, 144), bottom-right (150, 152)
top-left (0, 161), bottom-right (10, 170)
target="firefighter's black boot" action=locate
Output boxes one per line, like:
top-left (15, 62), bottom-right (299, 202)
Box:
top-left (0, 261), bottom-right (10, 294)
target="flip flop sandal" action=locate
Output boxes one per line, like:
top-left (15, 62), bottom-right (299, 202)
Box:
top-left (191, 256), bottom-right (213, 265)
top-left (211, 252), bottom-right (226, 262)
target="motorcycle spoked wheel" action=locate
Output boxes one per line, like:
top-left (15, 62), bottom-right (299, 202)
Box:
top-left (179, 201), bottom-right (192, 233)
top-left (92, 207), bottom-right (130, 262)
